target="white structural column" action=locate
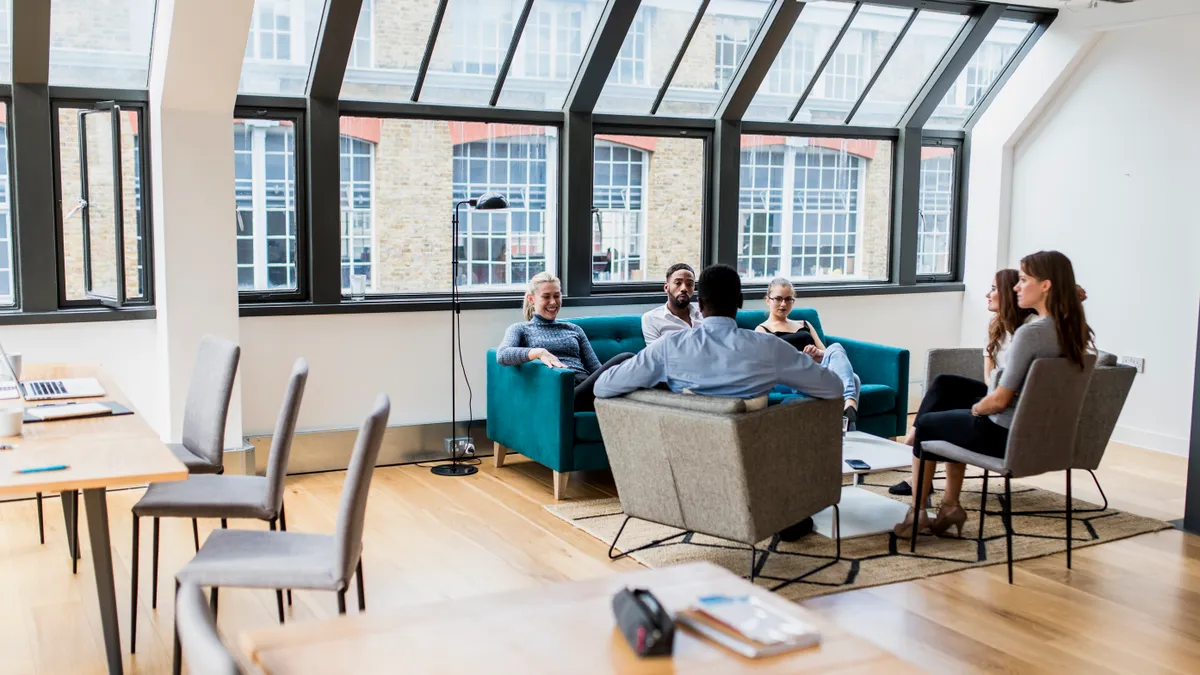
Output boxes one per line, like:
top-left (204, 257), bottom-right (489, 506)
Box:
top-left (148, 0), bottom-right (255, 447)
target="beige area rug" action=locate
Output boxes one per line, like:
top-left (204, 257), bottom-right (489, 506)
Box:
top-left (546, 470), bottom-right (1171, 602)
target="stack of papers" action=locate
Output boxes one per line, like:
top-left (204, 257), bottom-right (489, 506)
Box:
top-left (26, 402), bottom-right (113, 421)
top-left (676, 594), bottom-right (821, 658)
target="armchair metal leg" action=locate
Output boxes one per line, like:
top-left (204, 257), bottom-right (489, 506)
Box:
top-left (607, 515), bottom-right (688, 562)
top-left (130, 516), bottom-right (139, 654)
top-left (192, 518), bottom-right (200, 551)
top-left (210, 587), bottom-right (219, 618)
top-left (749, 545), bottom-right (758, 584)
top-left (356, 559), bottom-right (366, 612)
top-left (770, 505), bottom-right (842, 593)
top-left (337, 590), bottom-right (347, 615)
top-left (275, 590), bottom-right (285, 624)
top-left (151, 517), bottom-right (160, 609)
top-left (280, 502), bottom-right (292, 606)
top-left (1066, 470), bottom-right (1073, 570)
top-left (36, 493), bottom-right (44, 544)
top-left (977, 470), bottom-right (989, 559)
top-left (1004, 477), bottom-right (1014, 584)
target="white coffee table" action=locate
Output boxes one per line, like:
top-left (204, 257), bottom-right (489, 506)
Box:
top-left (810, 432), bottom-right (915, 539)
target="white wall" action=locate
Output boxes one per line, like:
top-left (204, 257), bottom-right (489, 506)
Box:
top-left (238, 292), bottom-right (964, 434)
top-left (1005, 14), bottom-right (1200, 455)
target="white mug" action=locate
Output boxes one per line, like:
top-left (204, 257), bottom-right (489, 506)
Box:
top-left (0, 407), bottom-right (23, 437)
top-left (1, 352), bottom-right (20, 382)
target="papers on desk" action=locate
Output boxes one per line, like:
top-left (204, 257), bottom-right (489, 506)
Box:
top-left (676, 594), bottom-right (821, 658)
top-left (26, 402), bottom-right (114, 421)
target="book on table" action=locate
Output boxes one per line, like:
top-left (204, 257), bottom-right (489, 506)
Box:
top-left (675, 594), bottom-right (821, 658)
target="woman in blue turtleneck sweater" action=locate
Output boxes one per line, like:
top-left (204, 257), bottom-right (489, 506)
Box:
top-left (497, 272), bottom-right (633, 412)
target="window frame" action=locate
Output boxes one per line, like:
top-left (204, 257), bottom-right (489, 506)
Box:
top-left (0, 96), bottom-right (15, 308)
top-left (49, 96), bottom-right (155, 311)
top-left (915, 137), bottom-right (961, 282)
top-left (587, 123), bottom-right (712, 296)
top-left (233, 106), bottom-right (309, 304)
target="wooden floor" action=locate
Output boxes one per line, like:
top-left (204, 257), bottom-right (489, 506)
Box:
top-left (0, 439), bottom-right (1195, 674)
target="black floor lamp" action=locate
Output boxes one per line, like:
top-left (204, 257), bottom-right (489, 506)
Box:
top-left (432, 191), bottom-right (509, 477)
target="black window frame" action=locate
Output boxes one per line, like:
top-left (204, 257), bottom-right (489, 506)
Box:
top-left (49, 94), bottom-right (155, 311)
top-left (0, 95), bottom-right (16, 309)
top-left (232, 105), bottom-right (311, 305)
top-left (915, 135), bottom-right (963, 283)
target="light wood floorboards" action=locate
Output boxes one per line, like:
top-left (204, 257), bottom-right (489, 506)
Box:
top-left (0, 440), bottom-right (1194, 674)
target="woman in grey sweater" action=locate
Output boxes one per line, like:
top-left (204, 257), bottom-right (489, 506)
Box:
top-left (497, 272), bottom-right (632, 412)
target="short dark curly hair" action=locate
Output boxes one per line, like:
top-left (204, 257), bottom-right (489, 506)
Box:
top-left (696, 264), bottom-right (742, 318)
top-left (664, 262), bottom-right (695, 280)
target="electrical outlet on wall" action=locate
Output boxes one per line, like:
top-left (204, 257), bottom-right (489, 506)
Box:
top-left (1116, 356), bottom-right (1145, 373)
top-left (444, 436), bottom-right (474, 456)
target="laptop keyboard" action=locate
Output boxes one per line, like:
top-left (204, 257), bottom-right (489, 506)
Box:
top-left (26, 380), bottom-right (68, 399)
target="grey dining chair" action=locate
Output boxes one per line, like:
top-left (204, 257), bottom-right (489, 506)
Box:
top-left (173, 393), bottom-right (389, 651)
top-left (130, 358), bottom-right (308, 653)
top-left (911, 355), bottom-right (1096, 584)
top-left (173, 582), bottom-right (242, 675)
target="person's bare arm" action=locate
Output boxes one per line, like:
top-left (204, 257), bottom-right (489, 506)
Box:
top-left (972, 387), bottom-right (1015, 416)
top-left (806, 321), bottom-right (826, 350)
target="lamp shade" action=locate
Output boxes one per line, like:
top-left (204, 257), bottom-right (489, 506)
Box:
top-left (473, 192), bottom-right (509, 210)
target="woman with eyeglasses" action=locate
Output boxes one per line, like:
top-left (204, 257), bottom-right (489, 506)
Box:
top-left (756, 277), bottom-right (859, 426)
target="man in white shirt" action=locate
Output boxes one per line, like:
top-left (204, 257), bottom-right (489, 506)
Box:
top-left (641, 263), bottom-right (704, 344)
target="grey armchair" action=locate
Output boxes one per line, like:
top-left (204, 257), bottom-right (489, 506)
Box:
top-left (131, 358), bottom-right (308, 652)
top-left (174, 582), bottom-right (242, 675)
top-left (595, 390), bottom-right (844, 590)
top-left (915, 355), bottom-right (1096, 583)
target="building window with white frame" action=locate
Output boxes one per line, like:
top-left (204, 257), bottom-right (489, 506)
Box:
top-left (738, 149), bottom-right (785, 278)
top-left (714, 16), bottom-right (754, 90)
top-left (823, 30), bottom-right (865, 101)
top-left (234, 120), bottom-right (299, 292)
top-left (453, 135), bottom-right (553, 288)
top-left (519, 2), bottom-right (585, 80)
top-left (340, 135), bottom-right (374, 292)
top-left (917, 152), bottom-right (955, 275)
top-left (609, 9), bottom-right (648, 85)
top-left (451, 2), bottom-right (514, 76)
top-left (245, 0), bottom-right (294, 62)
top-left (347, 0), bottom-right (373, 69)
top-left (592, 141), bottom-right (646, 282)
top-left (767, 28), bottom-right (818, 95)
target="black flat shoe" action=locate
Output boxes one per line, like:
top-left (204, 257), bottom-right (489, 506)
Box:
top-left (889, 480), bottom-right (913, 496)
top-left (779, 517), bottom-right (814, 542)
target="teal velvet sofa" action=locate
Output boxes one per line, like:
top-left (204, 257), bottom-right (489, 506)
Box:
top-left (486, 308), bottom-right (909, 499)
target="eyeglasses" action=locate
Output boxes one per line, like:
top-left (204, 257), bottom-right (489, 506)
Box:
top-left (767, 296), bottom-right (795, 304)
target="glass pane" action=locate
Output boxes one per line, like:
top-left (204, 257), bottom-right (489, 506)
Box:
top-left (739, 135), bottom-right (891, 284)
top-left (234, 118), bottom-right (299, 293)
top-left (341, 0), bottom-right (442, 101)
top-left (593, 2), bottom-right (704, 115)
top-left (83, 112), bottom-right (120, 300)
top-left (592, 134), bottom-right (702, 283)
top-left (796, 5), bottom-right (912, 125)
top-left (239, 0), bottom-right (327, 96)
top-left (339, 117), bottom-right (558, 294)
top-left (849, 10), bottom-right (966, 127)
top-left (0, 102), bottom-right (11, 305)
top-left (59, 108), bottom-right (145, 302)
top-left (743, 0), bottom-right (854, 122)
top-left (656, 0), bottom-right (772, 117)
top-left (917, 146), bottom-right (955, 276)
top-left (417, 0), bottom-right (521, 106)
top-left (496, 0), bottom-right (607, 110)
top-left (49, 0), bottom-right (156, 88)
top-left (927, 19), bottom-right (1034, 128)
top-left (0, 0), bottom-right (11, 85)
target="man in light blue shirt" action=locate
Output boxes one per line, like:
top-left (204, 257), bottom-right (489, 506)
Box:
top-left (595, 265), bottom-right (858, 413)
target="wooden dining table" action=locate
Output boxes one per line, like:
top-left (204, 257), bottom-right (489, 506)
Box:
top-left (0, 364), bottom-right (188, 675)
top-left (238, 561), bottom-right (920, 674)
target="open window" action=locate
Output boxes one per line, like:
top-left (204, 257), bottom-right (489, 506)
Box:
top-left (75, 102), bottom-right (129, 308)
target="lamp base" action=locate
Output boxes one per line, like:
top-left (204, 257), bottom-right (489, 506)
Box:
top-left (431, 463), bottom-right (478, 477)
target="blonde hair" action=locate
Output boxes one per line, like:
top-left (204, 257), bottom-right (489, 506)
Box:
top-left (523, 272), bottom-right (561, 321)
top-left (766, 277), bottom-right (793, 296)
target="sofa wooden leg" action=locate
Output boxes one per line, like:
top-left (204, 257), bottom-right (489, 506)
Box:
top-left (493, 442), bottom-right (507, 469)
top-left (552, 471), bottom-right (570, 500)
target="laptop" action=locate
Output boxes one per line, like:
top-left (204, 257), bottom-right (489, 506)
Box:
top-left (0, 341), bottom-right (106, 402)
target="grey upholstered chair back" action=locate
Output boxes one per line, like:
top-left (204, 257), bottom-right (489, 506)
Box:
top-left (180, 336), bottom-right (241, 467)
top-left (925, 347), bottom-right (984, 385)
top-left (596, 392), bottom-right (843, 545)
top-left (175, 582), bottom-right (242, 675)
top-left (333, 394), bottom-right (390, 585)
top-left (1002, 355), bottom-right (1096, 478)
top-left (263, 358), bottom-right (309, 516)
top-left (1073, 364), bottom-right (1136, 471)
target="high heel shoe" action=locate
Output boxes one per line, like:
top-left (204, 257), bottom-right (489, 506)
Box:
top-left (930, 504), bottom-right (968, 537)
top-left (892, 509), bottom-right (932, 538)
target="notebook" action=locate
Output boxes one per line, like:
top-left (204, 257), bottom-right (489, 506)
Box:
top-left (23, 401), bottom-right (134, 423)
top-left (676, 595), bottom-right (821, 658)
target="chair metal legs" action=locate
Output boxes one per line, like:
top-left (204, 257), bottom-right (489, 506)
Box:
top-left (210, 587), bottom-right (219, 617)
top-left (280, 501), bottom-right (292, 606)
top-left (607, 515), bottom-right (689, 561)
top-left (269, 518), bottom-right (285, 624)
top-left (192, 518), bottom-right (200, 551)
top-left (337, 590), bottom-right (347, 615)
top-left (749, 546), bottom-right (758, 583)
top-left (911, 454), bottom-right (929, 553)
top-left (771, 505), bottom-right (842, 593)
top-left (1066, 470), bottom-right (1073, 569)
top-left (36, 493), bottom-right (44, 544)
top-left (172, 581), bottom-right (182, 675)
top-left (1004, 477), bottom-right (1013, 584)
top-left (130, 516), bottom-right (140, 653)
top-left (152, 517), bottom-right (161, 609)
top-left (356, 559), bottom-right (366, 612)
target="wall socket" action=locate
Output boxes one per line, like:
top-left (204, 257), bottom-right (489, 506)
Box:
top-left (443, 436), bottom-right (475, 456)
top-left (1116, 355), bottom-right (1145, 373)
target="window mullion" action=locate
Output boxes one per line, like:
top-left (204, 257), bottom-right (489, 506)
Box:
top-left (251, 126), bottom-right (269, 290)
top-left (782, 145), bottom-right (795, 278)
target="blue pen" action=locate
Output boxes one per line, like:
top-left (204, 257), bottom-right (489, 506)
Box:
top-left (17, 464), bottom-right (69, 474)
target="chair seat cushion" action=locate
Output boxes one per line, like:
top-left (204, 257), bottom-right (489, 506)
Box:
top-left (768, 384), bottom-right (896, 417)
top-left (921, 441), bottom-right (1007, 474)
top-left (169, 443), bottom-right (222, 475)
top-left (574, 412), bottom-right (603, 443)
top-left (176, 530), bottom-right (351, 591)
top-left (133, 475), bottom-right (273, 520)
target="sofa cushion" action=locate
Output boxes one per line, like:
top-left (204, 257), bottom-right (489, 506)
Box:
top-left (769, 384), bottom-right (896, 417)
top-left (574, 412), bottom-right (604, 443)
top-left (568, 316), bottom-right (646, 363)
top-left (624, 389), bottom-right (768, 414)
